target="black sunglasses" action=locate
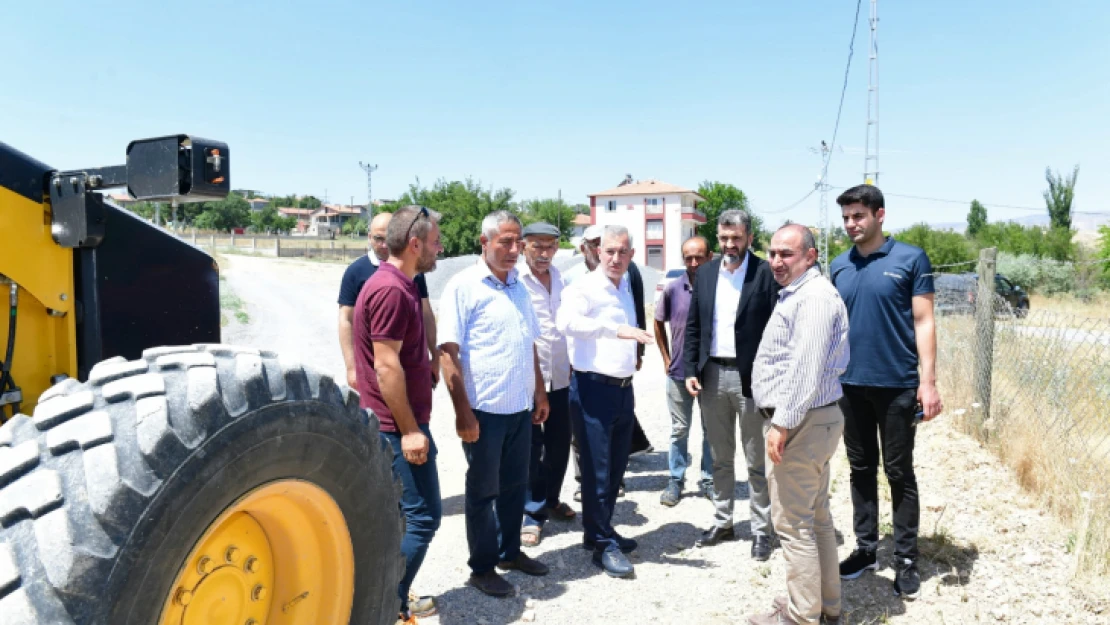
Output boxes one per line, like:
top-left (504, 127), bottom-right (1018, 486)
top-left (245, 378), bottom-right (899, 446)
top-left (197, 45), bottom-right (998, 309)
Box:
top-left (404, 206), bottom-right (430, 240)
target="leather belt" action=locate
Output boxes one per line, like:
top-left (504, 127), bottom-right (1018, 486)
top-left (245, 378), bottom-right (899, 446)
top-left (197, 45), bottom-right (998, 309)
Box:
top-left (578, 371), bottom-right (634, 388)
top-left (760, 400), bottom-right (838, 419)
top-left (708, 356), bottom-right (738, 368)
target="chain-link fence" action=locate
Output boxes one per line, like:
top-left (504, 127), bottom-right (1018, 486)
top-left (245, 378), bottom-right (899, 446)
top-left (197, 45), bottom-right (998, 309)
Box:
top-left (934, 250), bottom-right (1110, 577)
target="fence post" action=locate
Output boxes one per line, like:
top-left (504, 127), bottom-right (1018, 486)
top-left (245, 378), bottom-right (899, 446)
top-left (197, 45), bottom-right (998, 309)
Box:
top-left (275, 237), bottom-right (281, 257)
top-left (210, 234), bottom-right (216, 248)
top-left (252, 237), bottom-right (257, 251)
top-left (306, 239), bottom-right (310, 259)
top-left (191, 229), bottom-right (197, 245)
top-left (974, 247), bottom-right (997, 430)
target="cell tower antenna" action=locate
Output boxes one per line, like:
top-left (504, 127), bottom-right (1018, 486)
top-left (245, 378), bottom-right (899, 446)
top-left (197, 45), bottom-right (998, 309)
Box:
top-left (863, 0), bottom-right (880, 185)
top-left (359, 161), bottom-right (379, 217)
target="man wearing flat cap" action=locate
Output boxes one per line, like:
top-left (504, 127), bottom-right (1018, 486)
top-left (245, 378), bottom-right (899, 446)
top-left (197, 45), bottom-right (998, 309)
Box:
top-left (519, 222), bottom-right (576, 548)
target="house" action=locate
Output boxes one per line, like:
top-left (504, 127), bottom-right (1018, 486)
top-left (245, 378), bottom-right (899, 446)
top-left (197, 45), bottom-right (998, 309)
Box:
top-left (308, 204), bottom-right (363, 236)
top-left (571, 214), bottom-right (592, 238)
top-left (247, 198), bottom-right (271, 212)
top-left (105, 192), bottom-right (137, 208)
top-left (587, 175), bottom-right (707, 271)
top-left (277, 207), bottom-right (313, 233)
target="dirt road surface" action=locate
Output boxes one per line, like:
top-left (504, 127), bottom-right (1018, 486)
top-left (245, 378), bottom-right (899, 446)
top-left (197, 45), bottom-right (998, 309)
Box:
top-left (223, 254), bottom-right (1108, 625)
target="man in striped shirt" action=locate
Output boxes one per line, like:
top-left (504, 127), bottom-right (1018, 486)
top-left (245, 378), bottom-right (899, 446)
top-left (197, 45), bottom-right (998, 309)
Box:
top-left (749, 224), bottom-right (850, 625)
top-left (439, 211), bottom-right (552, 597)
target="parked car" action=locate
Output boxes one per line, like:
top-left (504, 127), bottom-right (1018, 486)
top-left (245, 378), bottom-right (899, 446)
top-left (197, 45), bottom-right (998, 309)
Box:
top-left (654, 268), bottom-right (685, 304)
top-left (935, 272), bottom-right (1030, 317)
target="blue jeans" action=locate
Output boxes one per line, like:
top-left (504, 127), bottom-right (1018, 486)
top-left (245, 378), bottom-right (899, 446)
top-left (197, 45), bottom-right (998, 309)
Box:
top-left (569, 372), bottom-right (635, 552)
top-left (666, 377), bottom-right (714, 486)
top-left (462, 408), bottom-right (532, 574)
top-left (524, 387), bottom-right (572, 528)
top-left (380, 423), bottom-right (442, 615)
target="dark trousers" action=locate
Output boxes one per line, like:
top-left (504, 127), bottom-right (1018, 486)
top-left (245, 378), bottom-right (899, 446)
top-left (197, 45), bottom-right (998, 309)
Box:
top-left (380, 424), bottom-right (442, 615)
top-left (839, 384), bottom-right (920, 560)
top-left (570, 372), bottom-right (635, 552)
top-left (572, 414), bottom-right (650, 484)
top-left (462, 408), bottom-right (532, 574)
top-left (524, 387), bottom-right (572, 527)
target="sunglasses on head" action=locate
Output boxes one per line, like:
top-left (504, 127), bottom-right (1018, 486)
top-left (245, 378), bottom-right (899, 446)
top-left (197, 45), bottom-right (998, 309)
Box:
top-left (404, 206), bottom-right (431, 240)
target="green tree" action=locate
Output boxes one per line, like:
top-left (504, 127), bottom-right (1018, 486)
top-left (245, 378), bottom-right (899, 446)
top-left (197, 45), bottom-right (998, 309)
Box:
top-left (342, 217), bottom-right (368, 236)
top-left (695, 181), bottom-right (766, 251)
top-left (1097, 225), bottom-right (1110, 287)
top-left (966, 199), bottom-right (988, 238)
top-left (1044, 165), bottom-right (1079, 231)
top-left (297, 195), bottom-right (322, 210)
top-left (274, 215), bottom-right (298, 234)
top-left (521, 198), bottom-right (576, 241)
top-left (193, 193), bottom-right (251, 231)
top-left (127, 201), bottom-right (156, 220)
top-left (894, 223), bottom-right (977, 267)
top-left (572, 203), bottom-right (590, 215)
top-left (394, 178), bottom-right (517, 256)
top-left (249, 206), bottom-right (282, 233)
top-left (823, 226), bottom-right (853, 262)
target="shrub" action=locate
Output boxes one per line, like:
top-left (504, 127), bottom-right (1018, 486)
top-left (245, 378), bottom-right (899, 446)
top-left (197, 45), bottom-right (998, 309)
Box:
top-left (997, 252), bottom-right (1076, 294)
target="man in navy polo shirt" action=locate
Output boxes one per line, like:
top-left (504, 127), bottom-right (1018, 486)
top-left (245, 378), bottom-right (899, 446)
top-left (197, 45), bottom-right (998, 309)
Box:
top-left (338, 211), bottom-right (438, 392)
top-left (829, 184), bottom-right (944, 602)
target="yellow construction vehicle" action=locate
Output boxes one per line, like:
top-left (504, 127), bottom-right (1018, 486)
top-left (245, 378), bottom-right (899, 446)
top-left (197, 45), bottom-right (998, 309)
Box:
top-left (0, 136), bottom-right (402, 624)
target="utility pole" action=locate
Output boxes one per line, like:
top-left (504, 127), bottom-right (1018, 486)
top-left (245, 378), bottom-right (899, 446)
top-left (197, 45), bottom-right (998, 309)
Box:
top-left (359, 162), bottom-right (379, 219)
top-left (558, 189), bottom-right (563, 238)
top-left (863, 0), bottom-right (880, 185)
top-left (809, 141), bottom-right (833, 273)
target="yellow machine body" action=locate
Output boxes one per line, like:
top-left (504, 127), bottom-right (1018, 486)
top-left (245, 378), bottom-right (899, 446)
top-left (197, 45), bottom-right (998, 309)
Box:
top-left (0, 185), bottom-right (79, 413)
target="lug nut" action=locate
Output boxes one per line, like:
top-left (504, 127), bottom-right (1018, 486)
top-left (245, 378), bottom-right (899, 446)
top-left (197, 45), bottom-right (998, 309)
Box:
top-left (244, 557), bottom-right (259, 573)
top-left (225, 546), bottom-right (240, 563)
top-left (251, 585), bottom-right (267, 602)
top-left (174, 588), bottom-right (193, 606)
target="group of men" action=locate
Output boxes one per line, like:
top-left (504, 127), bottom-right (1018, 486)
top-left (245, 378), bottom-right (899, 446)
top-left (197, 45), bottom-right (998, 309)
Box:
top-left (340, 183), bottom-right (943, 625)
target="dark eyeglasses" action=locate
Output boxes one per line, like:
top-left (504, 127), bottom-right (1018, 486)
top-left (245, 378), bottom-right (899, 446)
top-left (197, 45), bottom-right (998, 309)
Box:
top-left (404, 206), bottom-right (430, 240)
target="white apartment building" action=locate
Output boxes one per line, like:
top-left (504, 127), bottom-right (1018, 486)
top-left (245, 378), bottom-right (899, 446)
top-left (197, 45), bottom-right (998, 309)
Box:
top-left (587, 176), bottom-right (707, 271)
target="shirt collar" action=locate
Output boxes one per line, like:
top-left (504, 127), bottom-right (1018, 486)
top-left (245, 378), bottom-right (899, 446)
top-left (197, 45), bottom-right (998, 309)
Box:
top-left (681, 271), bottom-right (693, 291)
top-left (779, 266), bottom-right (821, 299)
top-left (593, 268), bottom-right (630, 293)
top-left (849, 236), bottom-right (895, 261)
top-left (478, 259), bottom-right (519, 288)
top-left (518, 261), bottom-right (560, 286)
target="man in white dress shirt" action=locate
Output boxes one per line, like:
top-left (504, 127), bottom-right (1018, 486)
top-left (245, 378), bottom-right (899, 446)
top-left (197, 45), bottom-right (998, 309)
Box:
top-left (557, 225), bottom-right (653, 579)
top-left (519, 222), bottom-right (576, 548)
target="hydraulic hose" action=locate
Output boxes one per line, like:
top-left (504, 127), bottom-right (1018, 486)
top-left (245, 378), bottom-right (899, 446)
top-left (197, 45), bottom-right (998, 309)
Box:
top-left (0, 282), bottom-right (18, 419)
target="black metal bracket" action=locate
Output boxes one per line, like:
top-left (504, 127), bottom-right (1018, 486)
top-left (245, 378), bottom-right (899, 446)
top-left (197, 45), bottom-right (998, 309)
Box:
top-left (0, 388), bottom-right (21, 408)
top-left (49, 171), bottom-right (109, 249)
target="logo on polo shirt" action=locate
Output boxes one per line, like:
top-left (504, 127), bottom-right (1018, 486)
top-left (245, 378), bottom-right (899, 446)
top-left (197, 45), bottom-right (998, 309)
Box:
top-left (883, 271), bottom-right (905, 281)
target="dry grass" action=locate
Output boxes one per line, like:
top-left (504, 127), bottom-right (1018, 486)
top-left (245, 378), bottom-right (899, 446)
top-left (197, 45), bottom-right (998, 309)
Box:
top-left (1030, 292), bottom-right (1110, 319)
top-left (936, 312), bottom-right (1110, 578)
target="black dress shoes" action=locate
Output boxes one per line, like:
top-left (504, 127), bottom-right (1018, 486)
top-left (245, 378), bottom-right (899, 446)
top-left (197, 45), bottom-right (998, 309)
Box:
top-left (582, 534), bottom-right (638, 553)
top-left (593, 547), bottom-right (635, 578)
top-left (752, 535), bottom-right (775, 561)
top-left (695, 526), bottom-right (736, 548)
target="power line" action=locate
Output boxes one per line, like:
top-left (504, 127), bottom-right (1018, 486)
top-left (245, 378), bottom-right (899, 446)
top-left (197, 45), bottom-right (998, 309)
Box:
top-left (820, 0), bottom-right (864, 185)
top-left (763, 189), bottom-right (816, 215)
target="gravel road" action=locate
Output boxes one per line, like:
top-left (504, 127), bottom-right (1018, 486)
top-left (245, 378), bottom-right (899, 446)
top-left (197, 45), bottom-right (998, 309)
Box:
top-left (222, 254), bottom-right (1109, 625)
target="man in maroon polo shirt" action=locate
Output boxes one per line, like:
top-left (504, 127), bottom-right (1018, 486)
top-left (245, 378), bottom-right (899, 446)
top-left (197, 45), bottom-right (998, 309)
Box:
top-left (353, 205), bottom-right (444, 624)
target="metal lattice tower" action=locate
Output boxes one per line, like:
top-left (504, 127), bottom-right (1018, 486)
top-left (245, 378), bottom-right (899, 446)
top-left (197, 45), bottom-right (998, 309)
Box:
top-left (359, 162), bottom-right (378, 217)
top-left (813, 141), bottom-right (833, 271)
top-left (863, 0), bottom-right (880, 185)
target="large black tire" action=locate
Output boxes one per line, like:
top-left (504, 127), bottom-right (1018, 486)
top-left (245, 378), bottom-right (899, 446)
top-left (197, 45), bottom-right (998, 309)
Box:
top-left (0, 344), bottom-right (403, 625)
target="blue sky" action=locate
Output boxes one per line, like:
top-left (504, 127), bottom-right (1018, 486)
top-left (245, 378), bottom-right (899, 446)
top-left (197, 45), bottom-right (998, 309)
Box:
top-left (2, 0), bottom-right (1107, 231)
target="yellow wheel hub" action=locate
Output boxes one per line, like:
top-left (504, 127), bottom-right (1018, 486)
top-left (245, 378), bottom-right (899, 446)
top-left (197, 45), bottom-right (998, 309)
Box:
top-left (159, 480), bottom-right (355, 625)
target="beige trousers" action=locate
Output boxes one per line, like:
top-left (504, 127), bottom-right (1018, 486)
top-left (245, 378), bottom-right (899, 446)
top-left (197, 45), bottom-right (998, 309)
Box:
top-left (764, 404), bottom-right (844, 625)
